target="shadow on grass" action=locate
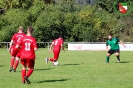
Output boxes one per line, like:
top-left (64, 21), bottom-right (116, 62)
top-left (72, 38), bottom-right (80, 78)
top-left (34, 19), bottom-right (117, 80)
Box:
top-left (34, 68), bottom-right (52, 71)
top-left (16, 68), bottom-right (52, 72)
top-left (0, 65), bottom-right (4, 67)
top-left (37, 79), bottom-right (68, 83)
top-left (115, 61), bottom-right (130, 63)
top-left (61, 64), bottom-right (80, 66)
top-left (120, 61), bottom-right (130, 63)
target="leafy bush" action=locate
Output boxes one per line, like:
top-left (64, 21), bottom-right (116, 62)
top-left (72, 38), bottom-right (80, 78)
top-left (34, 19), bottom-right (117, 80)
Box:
top-left (0, 0), bottom-right (133, 43)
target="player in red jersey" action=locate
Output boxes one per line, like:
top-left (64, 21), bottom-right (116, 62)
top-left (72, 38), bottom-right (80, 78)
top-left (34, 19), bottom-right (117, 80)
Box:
top-left (9, 26), bottom-right (25, 72)
top-left (16, 26), bottom-right (37, 84)
top-left (46, 36), bottom-right (65, 66)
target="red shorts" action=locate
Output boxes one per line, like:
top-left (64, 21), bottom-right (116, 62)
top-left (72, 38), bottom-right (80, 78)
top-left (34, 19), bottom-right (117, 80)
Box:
top-left (16, 50), bottom-right (22, 58)
top-left (10, 47), bottom-right (20, 57)
top-left (53, 50), bottom-right (60, 61)
top-left (21, 58), bottom-right (35, 68)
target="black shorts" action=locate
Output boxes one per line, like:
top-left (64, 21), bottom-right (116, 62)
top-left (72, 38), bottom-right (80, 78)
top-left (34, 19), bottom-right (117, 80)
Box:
top-left (108, 49), bottom-right (120, 55)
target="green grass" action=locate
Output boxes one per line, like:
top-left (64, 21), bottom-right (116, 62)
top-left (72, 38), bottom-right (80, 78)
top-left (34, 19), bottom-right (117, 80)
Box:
top-left (0, 48), bottom-right (133, 88)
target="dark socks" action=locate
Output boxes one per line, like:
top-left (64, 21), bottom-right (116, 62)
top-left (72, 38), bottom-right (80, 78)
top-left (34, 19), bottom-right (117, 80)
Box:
top-left (116, 55), bottom-right (120, 62)
top-left (106, 56), bottom-right (110, 63)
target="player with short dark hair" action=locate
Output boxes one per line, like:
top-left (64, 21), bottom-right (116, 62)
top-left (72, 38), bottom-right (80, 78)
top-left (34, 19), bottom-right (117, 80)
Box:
top-left (16, 26), bottom-right (37, 84)
top-left (9, 26), bottom-right (25, 72)
top-left (46, 35), bottom-right (65, 66)
top-left (106, 34), bottom-right (126, 63)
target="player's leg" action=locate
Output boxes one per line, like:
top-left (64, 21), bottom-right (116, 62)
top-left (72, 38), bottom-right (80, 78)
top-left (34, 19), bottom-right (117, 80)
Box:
top-left (106, 49), bottom-right (114, 63)
top-left (24, 59), bottom-right (35, 84)
top-left (115, 50), bottom-right (120, 63)
top-left (46, 50), bottom-right (60, 65)
top-left (52, 51), bottom-right (60, 66)
top-left (47, 51), bottom-right (57, 63)
top-left (46, 50), bottom-right (54, 64)
top-left (13, 50), bottom-right (21, 72)
top-left (13, 56), bottom-right (19, 72)
top-left (9, 56), bottom-right (15, 71)
top-left (9, 48), bottom-right (19, 72)
top-left (46, 57), bottom-right (54, 64)
top-left (106, 53), bottom-right (110, 63)
top-left (53, 51), bottom-right (59, 62)
top-left (9, 48), bottom-right (15, 72)
top-left (22, 65), bottom-right (26, 84)
top-left (21, 58), bottom-right (27, 84)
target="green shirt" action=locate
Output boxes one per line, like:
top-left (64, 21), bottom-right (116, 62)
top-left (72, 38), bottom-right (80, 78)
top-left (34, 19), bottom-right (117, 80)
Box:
top-left (106, 38), bottom-right (120, 50)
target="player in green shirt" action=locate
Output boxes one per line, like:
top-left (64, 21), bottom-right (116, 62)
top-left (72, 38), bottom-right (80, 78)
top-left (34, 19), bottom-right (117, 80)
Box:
top-left (106, 34), bottom-right (126, 63)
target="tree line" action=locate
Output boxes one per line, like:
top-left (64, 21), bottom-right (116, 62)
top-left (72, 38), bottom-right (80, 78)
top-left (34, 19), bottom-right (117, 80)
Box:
top-left (0, 0), bottom-right (133, 43)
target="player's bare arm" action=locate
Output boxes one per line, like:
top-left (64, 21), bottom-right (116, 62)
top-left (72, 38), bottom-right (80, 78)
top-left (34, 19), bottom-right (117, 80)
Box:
top-left (9, 40), bottom-right (14, 52)
top-left (49, 44), bottom-right (53, 52)
top-left (61, 44), bottom-right (65, 52)
top-left (106, 46), bottom-right (108, 51)
top-left (119, 40), bottom-right (126, 48)
top-left (34, 48), bottom-right (37, 51)
top-left (16, 44), bottom-right (19, 49)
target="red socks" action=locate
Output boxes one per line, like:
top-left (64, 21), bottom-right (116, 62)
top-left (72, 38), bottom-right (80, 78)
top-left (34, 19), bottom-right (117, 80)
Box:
top-left (49, 58), bottom-right (57, 62)
top-left (10, 57), bottom-right (15, 67)
top-left (13, 60), bottom-right (19, 70)
top-left (49, 58), bottom-right (55, 62)
top-left (10, 57), bottom-right (19, 70)
top-left (22, 70), bottom-right (26, 82)
top-left (26, 69), bottom-right (33, 77)
top-left (21, 69), bottom-right (34, 82)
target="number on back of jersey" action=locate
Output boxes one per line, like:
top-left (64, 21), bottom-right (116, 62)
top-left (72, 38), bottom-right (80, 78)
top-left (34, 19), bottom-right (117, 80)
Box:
top-left (25, 42), bottom-right (31, 51)
top-left (55, 40), bottom-right (58, 45)
top-left (17, 37), bottom-right (21, 42)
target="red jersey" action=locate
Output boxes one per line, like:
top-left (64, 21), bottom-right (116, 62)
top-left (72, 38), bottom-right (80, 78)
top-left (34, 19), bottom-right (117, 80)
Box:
top-left (52, 38), bottom-right (63, 51)
top-left (17, 36), bottom-right (37, 59)
top-left (11, 32), bottom-right (25, 47)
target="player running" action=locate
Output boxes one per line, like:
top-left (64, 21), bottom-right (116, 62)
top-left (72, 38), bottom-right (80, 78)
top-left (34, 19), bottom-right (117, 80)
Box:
top-left (16, 26), bottom-right (37, 84)
top-left (106, 34), bottom-right (126, 63)
top-left (9, 26), bottom-right (25, 72)
top-left (46, 36), bottom-right (65, 66)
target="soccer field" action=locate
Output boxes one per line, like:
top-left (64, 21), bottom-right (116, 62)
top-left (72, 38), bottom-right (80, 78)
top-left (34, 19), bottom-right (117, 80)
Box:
top-left (0, 48), bottom-right (133, 88)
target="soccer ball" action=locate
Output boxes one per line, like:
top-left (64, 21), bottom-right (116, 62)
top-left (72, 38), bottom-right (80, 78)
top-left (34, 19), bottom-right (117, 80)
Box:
top-left (53, 62), bottom-right (59, 66)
